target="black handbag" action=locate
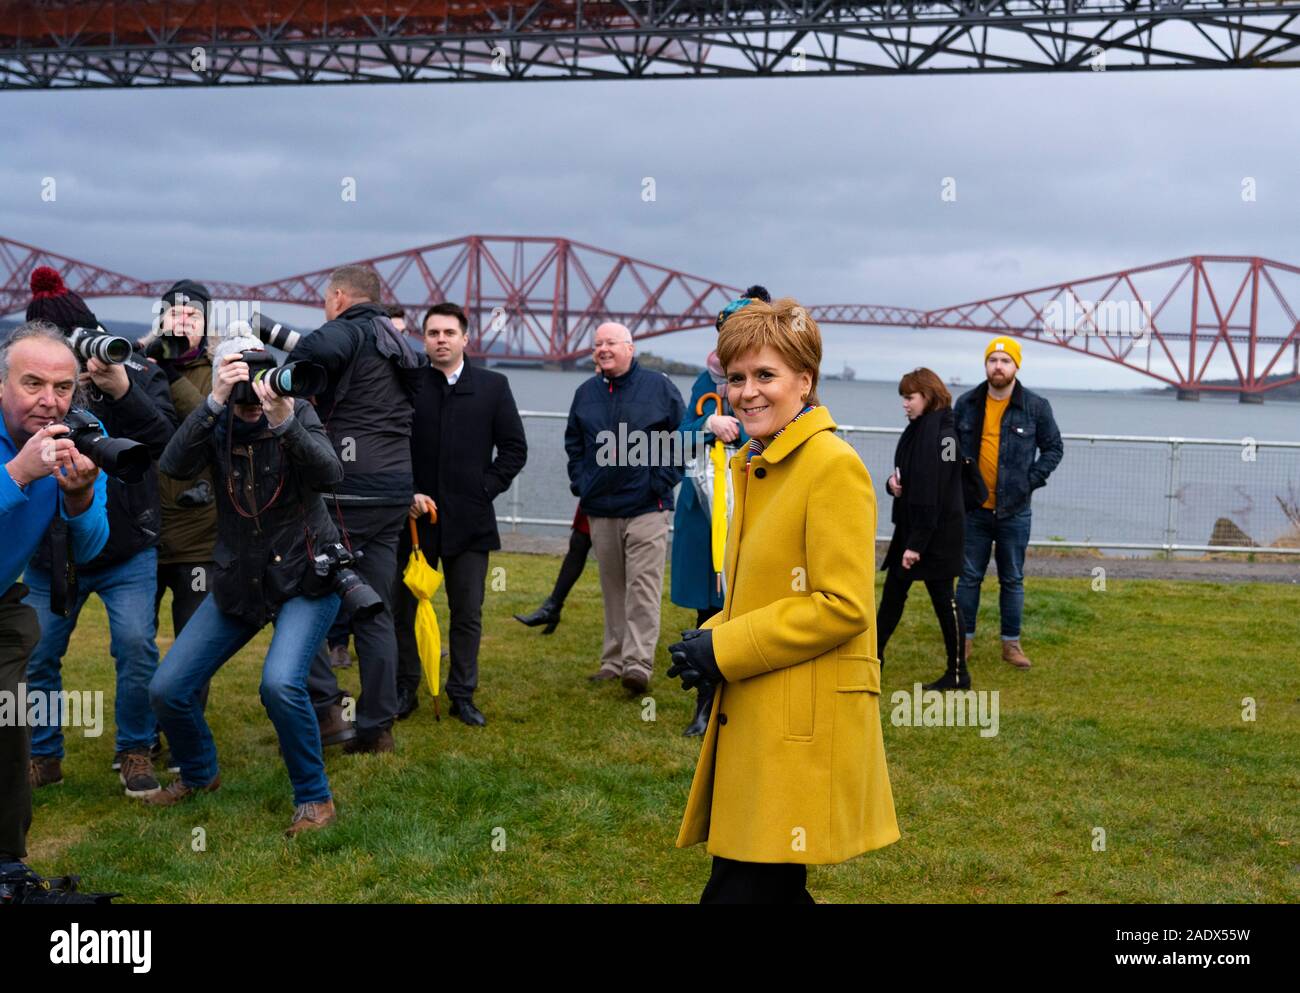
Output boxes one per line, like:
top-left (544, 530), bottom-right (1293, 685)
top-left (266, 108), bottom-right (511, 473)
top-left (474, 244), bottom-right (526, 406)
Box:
top-left (961, 456), bottom-right (989, 511)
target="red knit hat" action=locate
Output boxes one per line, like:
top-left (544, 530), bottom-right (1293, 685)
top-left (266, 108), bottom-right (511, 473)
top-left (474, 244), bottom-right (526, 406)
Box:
top-left (26, 266), bottom-right (100, 333)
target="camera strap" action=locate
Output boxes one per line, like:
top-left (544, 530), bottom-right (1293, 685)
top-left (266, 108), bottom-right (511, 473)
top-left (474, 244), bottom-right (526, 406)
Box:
top-left (48, 495), bottom-right (78, 618)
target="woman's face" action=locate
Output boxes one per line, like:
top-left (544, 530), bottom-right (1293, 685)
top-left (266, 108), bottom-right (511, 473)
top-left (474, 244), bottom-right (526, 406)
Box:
top-left (726, 345), bottom-right (813, 443)
top-left (902, 391), bottom-right (927, 420)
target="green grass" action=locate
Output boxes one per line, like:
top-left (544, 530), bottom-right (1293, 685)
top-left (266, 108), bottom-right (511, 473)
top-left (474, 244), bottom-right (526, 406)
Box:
top-left (26, 552), bottom-right (1300, 903)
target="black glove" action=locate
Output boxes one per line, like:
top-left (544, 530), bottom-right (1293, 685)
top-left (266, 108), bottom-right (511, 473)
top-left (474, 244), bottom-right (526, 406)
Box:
top-left (666, 629), bottom-right (723, 691)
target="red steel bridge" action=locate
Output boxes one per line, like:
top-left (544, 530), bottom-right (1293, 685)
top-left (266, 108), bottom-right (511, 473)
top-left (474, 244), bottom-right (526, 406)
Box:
top-left (2, 233), bottom-right (1299, 398)
top-left (3, 1), bottom-right (1300, 87)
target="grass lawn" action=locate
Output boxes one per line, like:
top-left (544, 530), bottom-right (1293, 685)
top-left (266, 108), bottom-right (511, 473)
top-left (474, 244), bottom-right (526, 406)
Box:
top-left (24, 551), bottom-right (1300, 903)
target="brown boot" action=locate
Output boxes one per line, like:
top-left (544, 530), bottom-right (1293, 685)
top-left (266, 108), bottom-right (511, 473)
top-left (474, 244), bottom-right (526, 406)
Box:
top-left (29, 756), bottom-right (63, 789)
top-left (1002, 639), bottom-right (1032, 669)
top-left (143, 775), bottom-right (221, 806)
top-left (318, 703), bottom-right (357, 746)
top-left (342, 729), bottom-right (394, 755)
top-left (964, 638), bottom-right (974, 665)
top-left (621, 668), bottom-right (650, 694)
top-left (285, 798), bottom-right (336, 837)
top-left (587, 668), bottom-right (620, 683)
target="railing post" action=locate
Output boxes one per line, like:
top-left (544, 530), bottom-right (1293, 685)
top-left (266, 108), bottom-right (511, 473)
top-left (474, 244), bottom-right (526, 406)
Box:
top-left (510, 472), bottom-right (521, 533)
top-left (1164, 439), bottom-right (1182, 553)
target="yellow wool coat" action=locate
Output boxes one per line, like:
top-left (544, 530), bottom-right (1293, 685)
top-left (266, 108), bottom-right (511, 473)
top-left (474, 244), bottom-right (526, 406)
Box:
top-left (675, 405), bottom-right (900, 864)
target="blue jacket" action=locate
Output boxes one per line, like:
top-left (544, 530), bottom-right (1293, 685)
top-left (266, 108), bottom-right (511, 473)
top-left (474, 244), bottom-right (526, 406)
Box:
top-left (953, 379), bottom-right (1064, 519)
top-left (671, 370), bottom-right (748, 610)
top-left (565, 359), bottom-right (686, 518)
top-left (1, 416), bottom-right (109, 592)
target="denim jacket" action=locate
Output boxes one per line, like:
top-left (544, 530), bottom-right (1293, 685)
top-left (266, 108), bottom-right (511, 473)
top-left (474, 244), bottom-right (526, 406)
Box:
top-left (953, 379), bottom-right (1063, 519)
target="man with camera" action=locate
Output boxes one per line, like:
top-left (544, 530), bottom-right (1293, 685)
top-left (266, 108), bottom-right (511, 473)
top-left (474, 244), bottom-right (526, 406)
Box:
top-left (22, 268), bottom-right (179, 797)
top-left (146, 336), bottom-right (345, 836)
top-left (145, 280), bottom-right (218, 642)
top-left (0, 322), bottom-right (108, 886)
top-left (255, 266), bottom-right (424, 754)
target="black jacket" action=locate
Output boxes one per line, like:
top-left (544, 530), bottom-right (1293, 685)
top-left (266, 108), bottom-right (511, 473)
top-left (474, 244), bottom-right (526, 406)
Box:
top-left (160, 399), bottom-right (344, 628)
top-left (291, 302), bottom-right (424, 507)
top-left (954, 379), bottom-right (1064, 519)
top-left (565, 359), bottom-right (686, 518)
top-left (410, 361), bottom-right (528, 559)
top-left (34, 350), bottom-right (178, 572)
top-left (882, 408), bottom-right (965, 580)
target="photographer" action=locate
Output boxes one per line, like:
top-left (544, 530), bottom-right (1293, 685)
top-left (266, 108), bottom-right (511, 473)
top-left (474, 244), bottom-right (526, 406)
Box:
top-left (146, 337), bottom-right (344, 837)
top-left (22, 268), bottom-right (178, 798)
top-left (0, 322), bottom-right (107, 886)
top-left (146, 280), bottom-right (217, 641)
top-left (265, 265), bottom-right (424, 754)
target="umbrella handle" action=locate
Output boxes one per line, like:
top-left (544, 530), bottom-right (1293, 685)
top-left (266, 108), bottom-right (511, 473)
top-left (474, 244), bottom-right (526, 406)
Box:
top-left (408, 508), bottom-right (436, 550)
top-left (695, 391), bottom-right (723, 417)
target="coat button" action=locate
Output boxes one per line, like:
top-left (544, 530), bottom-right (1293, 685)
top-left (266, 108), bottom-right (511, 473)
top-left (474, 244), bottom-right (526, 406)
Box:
top-left (718, 713), bottom-right (728, 725)
top-left (753, 467), bottom-right (766, 478)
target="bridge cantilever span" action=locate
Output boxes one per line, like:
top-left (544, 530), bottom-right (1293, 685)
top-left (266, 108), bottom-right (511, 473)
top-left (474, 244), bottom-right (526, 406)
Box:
top-left (2, 235), bottom-right (1296, 398)
top-left (4, 1), bottom-right (1300, 88)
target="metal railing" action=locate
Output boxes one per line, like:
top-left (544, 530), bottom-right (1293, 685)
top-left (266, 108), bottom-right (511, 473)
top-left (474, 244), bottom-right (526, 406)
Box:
top-left (499, 412), bottom-right (1300, 556)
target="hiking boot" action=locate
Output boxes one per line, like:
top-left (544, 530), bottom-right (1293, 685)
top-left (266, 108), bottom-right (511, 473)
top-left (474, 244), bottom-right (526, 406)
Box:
top-left (29, 756), bottom-right (63, 789)
top-left (342, 729), bottom-right (394, 755)
top-left (318, 703), bottom-right (357, 746)
top-left (1002, 639), bottom-right (1032, 669)
top-left (285, 798), bottom-right (337, 838)
top-left (143, 775), bottom-right (221, 806)
top-left (327, 645), bottom-right (352, 669)
top-left (588, 668), bottom-right (620, 683)
top-left (119, 749), bottom-right (161, 798)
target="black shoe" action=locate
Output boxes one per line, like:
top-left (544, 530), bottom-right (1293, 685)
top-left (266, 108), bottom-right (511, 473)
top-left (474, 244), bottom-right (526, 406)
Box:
top-left (923, 666), bottom-right (972, 691)
top-left (449, 697), bottom-right (487, 727)
top-left (514, 598), bottom-right (561, 634)
top-left (396, 686), bottom-right (420, 721)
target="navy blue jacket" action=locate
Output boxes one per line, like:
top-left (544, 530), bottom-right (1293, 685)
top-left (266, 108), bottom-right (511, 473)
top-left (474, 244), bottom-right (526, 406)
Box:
top-left (565, 359), bottom-right (686, 518)
top-left (954, 379), bottom-right (1064, 519)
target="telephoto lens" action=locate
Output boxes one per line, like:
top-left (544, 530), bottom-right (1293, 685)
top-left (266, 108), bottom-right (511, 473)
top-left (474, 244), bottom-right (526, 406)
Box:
top-left (261, 361), bottom-right (327, 398)
top-left (68, 326), bottom-right (133, 365)
top-left (249, 311), bottom-right (301, 352)
top-left (61, 409), bottom-right (151, 484)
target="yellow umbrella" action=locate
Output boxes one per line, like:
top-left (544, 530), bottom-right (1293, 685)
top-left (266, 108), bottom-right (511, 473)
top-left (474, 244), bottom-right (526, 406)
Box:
top-left (402, 509), bottom-right (443, 719)
top-left (696, 392), bottom-right (728, 595)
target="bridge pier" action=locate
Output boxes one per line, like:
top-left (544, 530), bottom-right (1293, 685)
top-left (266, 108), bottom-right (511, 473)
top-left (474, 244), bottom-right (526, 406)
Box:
top-left (1175, 388), bottom-right (1200, 401)
top-left (1238, 391), bottom-right (1265, 404)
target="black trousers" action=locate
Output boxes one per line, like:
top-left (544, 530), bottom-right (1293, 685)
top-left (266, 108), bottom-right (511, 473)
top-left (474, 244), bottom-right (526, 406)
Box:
top-left (549, 528), bottom-right (592, 606)
top-left (307, 503), bottom-right (405, 738)
top-left (876, 568), bottom-right (964, 669)
top-left (0, 584), bottom-right (42, 861)
top-left (699, 856), bottom-right (815, 904)
top-left (153, 561), bottom-right (214, 638)
top-left (395, 540), bottom-right (489, 702)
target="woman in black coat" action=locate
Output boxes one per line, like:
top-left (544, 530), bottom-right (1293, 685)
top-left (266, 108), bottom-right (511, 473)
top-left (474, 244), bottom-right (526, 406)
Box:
top-left (878, 367), bottom-right (969, 689)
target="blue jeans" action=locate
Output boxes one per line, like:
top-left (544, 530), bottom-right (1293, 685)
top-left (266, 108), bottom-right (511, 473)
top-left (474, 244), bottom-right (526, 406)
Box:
top-left (24, 547), bottom-right (160, 758)
top-left (956, 507), bottom-right (1032, 640)
top-left (149, 592), bottom-right (339, 806)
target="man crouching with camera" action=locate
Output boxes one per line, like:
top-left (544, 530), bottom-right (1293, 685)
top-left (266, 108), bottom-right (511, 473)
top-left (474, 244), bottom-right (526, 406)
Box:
top-left (146, 336), bottom-right (346, 837)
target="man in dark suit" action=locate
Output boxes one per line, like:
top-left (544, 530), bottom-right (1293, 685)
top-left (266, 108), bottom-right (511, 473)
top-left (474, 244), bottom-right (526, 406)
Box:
top-left (394, 303), bottom-right (527, 726)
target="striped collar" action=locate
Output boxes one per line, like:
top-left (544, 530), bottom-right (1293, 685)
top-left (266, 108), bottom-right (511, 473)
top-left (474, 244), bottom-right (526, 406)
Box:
top-left (746, 403), bottom-right (818, 462)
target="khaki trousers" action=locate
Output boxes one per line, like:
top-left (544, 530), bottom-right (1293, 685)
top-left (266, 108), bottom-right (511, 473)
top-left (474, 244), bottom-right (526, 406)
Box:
top-left (588, 510), bottom-right (670, 681)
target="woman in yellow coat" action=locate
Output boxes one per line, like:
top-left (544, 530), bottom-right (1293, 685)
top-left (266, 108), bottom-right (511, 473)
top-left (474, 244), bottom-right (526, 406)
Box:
top-left (667, 298), bottom-right (899, 903)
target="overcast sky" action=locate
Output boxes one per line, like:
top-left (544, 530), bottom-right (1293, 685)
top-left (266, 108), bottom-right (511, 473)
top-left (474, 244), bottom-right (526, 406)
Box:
top-left (2, 67), bottom-right (1297, 388)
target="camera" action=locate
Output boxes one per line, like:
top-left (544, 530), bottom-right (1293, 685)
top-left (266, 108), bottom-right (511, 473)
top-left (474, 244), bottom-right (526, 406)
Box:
top-left (68, 326), bottom-right (133, 365)
top-left (145, 333), bottom-right (190, 362)
top-left (302, 543), bottom-right (383, 620)
top-left (228, 350), bottom-right (327, 405)
top-left (62, 409), bottom-right (151, 484)
top-left (249, 311), bottom-right (301, 352)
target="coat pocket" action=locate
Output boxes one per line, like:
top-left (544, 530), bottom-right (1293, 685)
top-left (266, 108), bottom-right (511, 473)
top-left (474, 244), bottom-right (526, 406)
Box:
top-left (783, 662), bottom-right (815, 741)
top-left (836, 653), bottom-right (881, 694)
